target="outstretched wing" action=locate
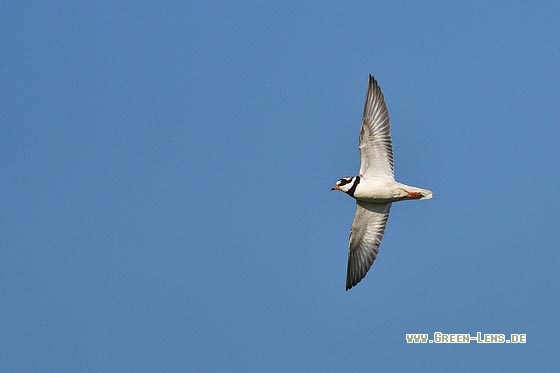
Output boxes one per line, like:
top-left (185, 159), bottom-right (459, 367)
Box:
top-left (358, 75), bottom-right (394, 180)
top-left (346, 201), bottom-right (392, 290)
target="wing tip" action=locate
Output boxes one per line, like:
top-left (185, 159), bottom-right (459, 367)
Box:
top-left (346, 273), bottom-right (365, 291)
top-left (368, 73), bottom-right (379, 87)
top-left (368, 74), bottom-right (376, 88)
top-left (345, 253), bottom-right (370, 291)
top-left (363, 73), bottom-right (387, 116)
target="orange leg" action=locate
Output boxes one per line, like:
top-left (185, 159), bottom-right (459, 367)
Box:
top-left (406, 191), bottom-right (423, 199)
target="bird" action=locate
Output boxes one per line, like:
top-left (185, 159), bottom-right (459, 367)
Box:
top-left (332, 75), bottom-right (432, 291)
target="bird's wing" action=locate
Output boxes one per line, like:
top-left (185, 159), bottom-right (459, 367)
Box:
top-left (358, 75), bottom-right (394, 180)
top-left (346, 201), bottom-right (392, 290)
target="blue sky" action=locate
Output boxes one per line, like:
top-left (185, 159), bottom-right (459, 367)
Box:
top-left (2, 0), bottom-right (559, 371)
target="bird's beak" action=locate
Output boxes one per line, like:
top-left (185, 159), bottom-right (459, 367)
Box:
top-left (331, 184), bottom-right (339, 191)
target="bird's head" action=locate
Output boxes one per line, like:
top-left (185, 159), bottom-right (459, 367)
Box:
top-left (331, 176), bottom-right (359, 193)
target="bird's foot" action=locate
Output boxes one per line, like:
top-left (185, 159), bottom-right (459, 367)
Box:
top-left (406, 191), bottom-right (423, 199)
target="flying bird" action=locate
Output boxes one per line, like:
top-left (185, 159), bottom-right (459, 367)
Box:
top-left (332, 75), bottom-right (432, 290)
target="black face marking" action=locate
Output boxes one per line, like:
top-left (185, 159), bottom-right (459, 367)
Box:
top-left (338, 178), bottom-right (351, 186)
top-left (347, 176), bottom-right (360, 197)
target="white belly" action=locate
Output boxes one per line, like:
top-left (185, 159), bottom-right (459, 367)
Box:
top-left (352, 179), bottom-right (431, 202)
top-left (353, 179), bottom-right (398, 201)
